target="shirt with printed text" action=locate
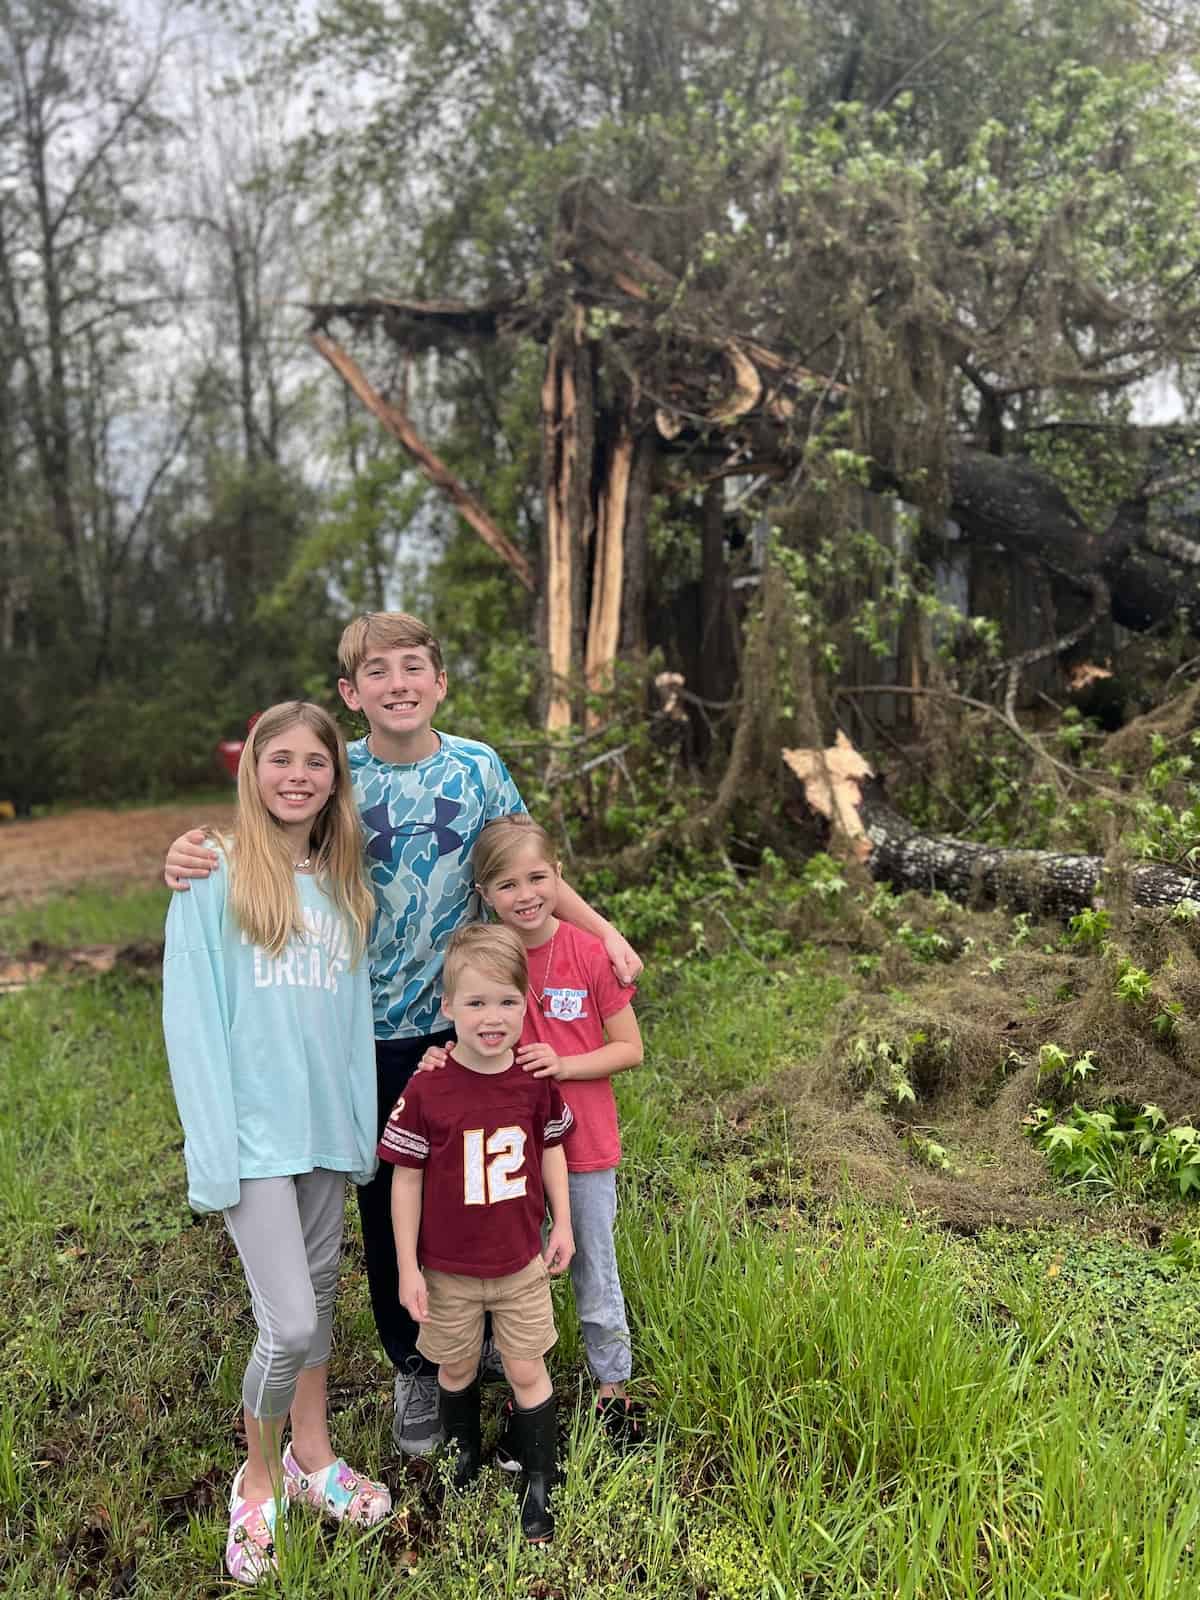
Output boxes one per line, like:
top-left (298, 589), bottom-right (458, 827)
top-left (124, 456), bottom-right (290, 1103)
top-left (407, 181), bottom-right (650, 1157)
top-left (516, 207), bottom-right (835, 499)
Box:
top-left (378, 1054), bottom-right (571, 1278)
top-left (524, 920), bottom-right (636, 1171)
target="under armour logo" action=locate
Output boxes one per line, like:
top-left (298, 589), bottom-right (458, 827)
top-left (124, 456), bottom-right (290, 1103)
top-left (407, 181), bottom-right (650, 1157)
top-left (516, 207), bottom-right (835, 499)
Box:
top-left (361, 798), bottom-right (465, 862)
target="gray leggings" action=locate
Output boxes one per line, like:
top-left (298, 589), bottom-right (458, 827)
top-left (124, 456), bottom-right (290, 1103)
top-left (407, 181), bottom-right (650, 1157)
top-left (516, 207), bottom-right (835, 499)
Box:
top-left (568, 1168), bottom-right (632, 1384)
top-left (223, 1170), bottom-right (346, 1420)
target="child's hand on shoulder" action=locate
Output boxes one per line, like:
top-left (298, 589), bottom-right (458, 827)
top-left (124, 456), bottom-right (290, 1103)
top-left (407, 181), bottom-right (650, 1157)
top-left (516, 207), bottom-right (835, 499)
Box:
top-left (416, 1042), bottom-right (451, 1073)
top-left (517, 1042), bottom-right (566, 1080)
top-left (398, 1266), bottom-right (429, 1322)
top-left (543, 1222), bottom-right (575, 1276)
top-left (164, 829), bottom-right (219, 891)
top-left (602, 927), bottom-right (643, 986)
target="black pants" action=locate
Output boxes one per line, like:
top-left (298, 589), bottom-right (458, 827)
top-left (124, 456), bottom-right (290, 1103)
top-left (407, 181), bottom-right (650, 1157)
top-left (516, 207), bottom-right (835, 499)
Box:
top-left (358, 1031), bottom-right (454, 1376)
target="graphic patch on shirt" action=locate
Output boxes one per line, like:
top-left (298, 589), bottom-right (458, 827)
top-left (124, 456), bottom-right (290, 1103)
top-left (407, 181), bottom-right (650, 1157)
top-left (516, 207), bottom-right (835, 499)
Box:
top-left (360, 796), bottom-right (466, 863)
top-left (542, 987), bottom-right (589, 1022)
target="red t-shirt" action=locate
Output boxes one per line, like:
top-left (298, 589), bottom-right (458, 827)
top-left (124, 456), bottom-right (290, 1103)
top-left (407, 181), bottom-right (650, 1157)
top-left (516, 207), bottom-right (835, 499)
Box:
top-left (377, 1054), bottom-right (572, 1278)
top-left (523, 921), bottom-right (636, 1172)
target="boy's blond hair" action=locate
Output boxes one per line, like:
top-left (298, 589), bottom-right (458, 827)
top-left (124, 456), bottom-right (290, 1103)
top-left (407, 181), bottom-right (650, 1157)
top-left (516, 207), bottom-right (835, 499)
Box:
top-left (337, 612), bottom-right (444, 681)
top-left (473, 814), bottom-right (558, 890)
top-left (443, 924), bottom-right (528, 999)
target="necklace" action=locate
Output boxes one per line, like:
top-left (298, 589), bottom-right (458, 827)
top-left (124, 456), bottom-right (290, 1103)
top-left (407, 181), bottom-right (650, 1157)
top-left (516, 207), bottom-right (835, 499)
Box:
top-left (294, 854), bottom-right (312, 870)
top-left (533, 927), bottom-right (557, 1002)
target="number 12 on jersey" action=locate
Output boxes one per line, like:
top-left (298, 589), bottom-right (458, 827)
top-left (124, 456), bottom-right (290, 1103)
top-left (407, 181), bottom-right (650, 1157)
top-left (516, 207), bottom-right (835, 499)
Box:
top-left (463, 1126), bottom-right (528, 1205)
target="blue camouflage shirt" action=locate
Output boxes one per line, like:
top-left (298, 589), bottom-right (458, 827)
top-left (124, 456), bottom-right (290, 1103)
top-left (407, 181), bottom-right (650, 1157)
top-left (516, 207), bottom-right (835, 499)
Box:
top-left (349, 731), bottom-right (525, 1039)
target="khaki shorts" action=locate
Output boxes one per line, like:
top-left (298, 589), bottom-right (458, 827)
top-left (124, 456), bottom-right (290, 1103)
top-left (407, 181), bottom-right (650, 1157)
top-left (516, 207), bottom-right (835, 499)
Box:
top-left (417, 1255), bottom-right (557, 1367)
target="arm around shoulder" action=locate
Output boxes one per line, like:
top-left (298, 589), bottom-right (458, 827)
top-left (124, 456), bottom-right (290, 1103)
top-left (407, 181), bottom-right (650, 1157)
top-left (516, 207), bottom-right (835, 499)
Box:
top-left (554, 877), bottom-right (643, 985)
top-left (164, 827), bottom-right (221, 891)
top-left (528, 1002), bottom-right (642, 1083)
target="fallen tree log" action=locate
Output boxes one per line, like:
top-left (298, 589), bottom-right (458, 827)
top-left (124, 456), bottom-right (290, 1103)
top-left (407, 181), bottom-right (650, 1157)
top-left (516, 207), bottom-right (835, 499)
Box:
top-left (783, 737), bottom-right (1200, 915)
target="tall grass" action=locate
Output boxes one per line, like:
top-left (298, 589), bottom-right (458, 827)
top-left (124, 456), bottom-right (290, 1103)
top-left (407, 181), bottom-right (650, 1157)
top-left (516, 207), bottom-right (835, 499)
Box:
top-left (2, 941), bottom-right (1198, 1595)
top-left (622, 1173), bottom-right (1200, 1596)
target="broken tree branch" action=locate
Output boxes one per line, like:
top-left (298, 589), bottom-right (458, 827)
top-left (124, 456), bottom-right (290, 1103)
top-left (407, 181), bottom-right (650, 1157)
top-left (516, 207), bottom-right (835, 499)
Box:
top-left (310, 331), bottom-right (535, 593)
top-left (834, 683), bottom-right (1131, 801)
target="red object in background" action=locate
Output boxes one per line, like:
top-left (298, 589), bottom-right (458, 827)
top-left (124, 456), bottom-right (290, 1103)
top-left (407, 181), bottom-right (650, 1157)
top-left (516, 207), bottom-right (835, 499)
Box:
top-left (215, 712), bottom-right (264, 782)
top-left (215, 740), bottom-right (243, 780)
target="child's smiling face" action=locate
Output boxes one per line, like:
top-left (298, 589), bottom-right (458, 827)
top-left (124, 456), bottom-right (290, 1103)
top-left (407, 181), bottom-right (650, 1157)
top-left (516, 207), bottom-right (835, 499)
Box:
top-left (255, 725), bottom-right (336, 838)
top-left (478, 841), bottom-right (560, 944)
top-left (338, 645), bottom-right (447, 744)
top-left (441, 962), bottom-right (527, 1068)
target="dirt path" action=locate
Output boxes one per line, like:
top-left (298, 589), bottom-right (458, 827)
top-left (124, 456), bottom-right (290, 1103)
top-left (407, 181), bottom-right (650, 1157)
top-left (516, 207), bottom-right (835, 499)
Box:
top-left (0, 802), bottom-right (237, 908)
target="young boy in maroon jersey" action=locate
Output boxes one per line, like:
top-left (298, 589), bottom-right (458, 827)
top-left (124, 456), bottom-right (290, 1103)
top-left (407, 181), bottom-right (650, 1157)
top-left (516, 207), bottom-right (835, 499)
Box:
top-left (379, 923), bottom-right (574, 1542)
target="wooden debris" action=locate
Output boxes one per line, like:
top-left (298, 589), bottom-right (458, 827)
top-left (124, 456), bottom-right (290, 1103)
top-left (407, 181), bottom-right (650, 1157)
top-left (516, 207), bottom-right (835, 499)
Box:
top-left (782, 733), bottom-right (875, 861)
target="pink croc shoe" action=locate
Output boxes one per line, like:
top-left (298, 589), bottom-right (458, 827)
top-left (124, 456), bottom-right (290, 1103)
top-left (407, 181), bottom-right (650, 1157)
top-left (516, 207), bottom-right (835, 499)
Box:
top-left (282, 1443), bottom-right (391, 1527)
top-left (226, 1463), bottom-right (281, 1586)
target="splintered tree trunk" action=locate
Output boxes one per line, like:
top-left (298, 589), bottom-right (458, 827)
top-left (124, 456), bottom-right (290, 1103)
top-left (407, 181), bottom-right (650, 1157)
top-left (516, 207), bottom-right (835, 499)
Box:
top-left (540, 314), bottom-right (592, 729)
top-left (585, 420), bottom-right (633, 704)
top-left (540, 311), bottom-right (652, 729)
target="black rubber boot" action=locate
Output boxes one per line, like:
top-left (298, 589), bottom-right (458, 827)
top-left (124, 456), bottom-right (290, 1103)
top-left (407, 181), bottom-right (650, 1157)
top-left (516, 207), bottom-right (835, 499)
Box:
top-left (509, 1395), bottom-right (557, 1543)
top-left (438, 1378), bottom-right (482, 1488)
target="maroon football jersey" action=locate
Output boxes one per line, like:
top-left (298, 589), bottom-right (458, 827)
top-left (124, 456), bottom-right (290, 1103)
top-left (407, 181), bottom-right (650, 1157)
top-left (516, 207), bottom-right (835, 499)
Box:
top-left (378, 1053), bottom-right (572, 1278)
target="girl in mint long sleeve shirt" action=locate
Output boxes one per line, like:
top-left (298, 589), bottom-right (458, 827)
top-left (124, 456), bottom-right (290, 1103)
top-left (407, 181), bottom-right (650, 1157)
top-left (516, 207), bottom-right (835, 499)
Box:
top-left (161, 703), bottom-right (390, 1586)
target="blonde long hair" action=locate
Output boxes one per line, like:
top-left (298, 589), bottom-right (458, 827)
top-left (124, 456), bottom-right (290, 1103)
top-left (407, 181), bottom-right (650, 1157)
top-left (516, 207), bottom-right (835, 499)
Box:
top-left (227, 702), bottom-right (374, 961)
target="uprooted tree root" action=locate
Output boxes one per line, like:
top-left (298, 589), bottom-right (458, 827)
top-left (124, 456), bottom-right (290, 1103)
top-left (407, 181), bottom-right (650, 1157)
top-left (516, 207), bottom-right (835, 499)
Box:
top-left (744, 895), bottom-right (1200, 1234)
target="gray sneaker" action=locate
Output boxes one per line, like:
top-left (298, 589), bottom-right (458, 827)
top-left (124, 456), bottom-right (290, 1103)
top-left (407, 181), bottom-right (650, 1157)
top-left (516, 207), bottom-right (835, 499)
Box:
top-left (393, 1371), bottom-right (444, 1457)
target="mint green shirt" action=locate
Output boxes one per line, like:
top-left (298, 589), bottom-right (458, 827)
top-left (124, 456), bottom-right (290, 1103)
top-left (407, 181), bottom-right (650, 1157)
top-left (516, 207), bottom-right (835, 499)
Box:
top-left (162, 854), bottom-right (377, 1213)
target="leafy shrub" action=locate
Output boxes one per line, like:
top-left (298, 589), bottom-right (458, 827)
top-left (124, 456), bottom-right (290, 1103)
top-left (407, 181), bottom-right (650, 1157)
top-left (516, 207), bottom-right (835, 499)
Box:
top-left (847, 1027), bottom-right (953, 1108)
top-left (1036, 1043), bottom-right (1098, 1089)
top-left (580, 850), bottom-right (800, 964)
top-left (1028, 1101), bottom-right (1200, 1200)
top-left (1066, 907), bottom-right (1111, 950)
top-left (1127, 733), bottom-right (1200, 869)
top-left (45, 674), bottom-right (235, 804)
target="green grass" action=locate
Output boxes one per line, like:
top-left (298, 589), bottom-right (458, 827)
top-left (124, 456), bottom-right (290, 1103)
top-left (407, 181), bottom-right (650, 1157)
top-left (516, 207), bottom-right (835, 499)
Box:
top-left (0, 883), bottom-right (171, 951)
top-left (4, 921), bottom-right (1200, 1595)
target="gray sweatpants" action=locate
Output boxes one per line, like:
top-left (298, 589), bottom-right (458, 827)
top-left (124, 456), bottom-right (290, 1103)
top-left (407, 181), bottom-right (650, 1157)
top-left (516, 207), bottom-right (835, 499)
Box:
top-left (568, 1167), bottom-right (632, 1384)
top-left (223, 1170), bottom-right (346, 1420)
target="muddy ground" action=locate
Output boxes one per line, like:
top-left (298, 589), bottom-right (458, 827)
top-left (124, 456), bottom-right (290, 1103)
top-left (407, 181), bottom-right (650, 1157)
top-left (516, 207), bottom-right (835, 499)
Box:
top-left (0, 802), bottom-right (236, 908)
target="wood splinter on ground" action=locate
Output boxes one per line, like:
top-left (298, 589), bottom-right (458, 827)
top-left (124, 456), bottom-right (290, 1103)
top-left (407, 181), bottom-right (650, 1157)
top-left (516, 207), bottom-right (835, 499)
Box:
top-left (781, 733), bottom-right (875, 864)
